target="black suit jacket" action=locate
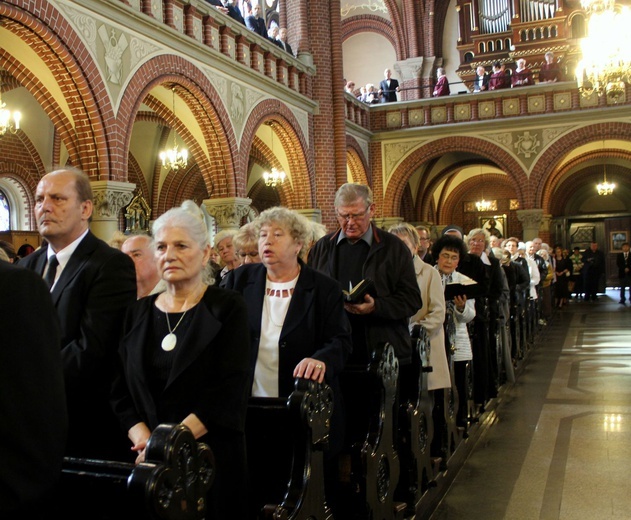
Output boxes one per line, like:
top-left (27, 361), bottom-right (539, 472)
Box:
top-left (379, 78), bottom-right (399, 102)
top-left (617, 251), bottom-right (631, 279)
top-left (473, 73), bottom-right (490, 92)
top-left (246, 15), bottom-right (267, 37)
top-left (0, 262), bottom-right (67, 516)
top-left (20, 231), bottom-right (136, 459)
top-left (278, 39), bottom-right (294, 56)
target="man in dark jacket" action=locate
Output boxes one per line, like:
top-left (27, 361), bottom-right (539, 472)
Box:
top-left (581, 241), bottom-right (605, 301)
top-left (616, 242), bottom-right (631, 304)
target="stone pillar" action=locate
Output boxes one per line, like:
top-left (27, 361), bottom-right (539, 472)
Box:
top-left (373, 216), bottom-right (403, 230)
top-left (203, 196), bottom-right (252, 232)
top-left (394, 57), bottom-right (426, 100)
top-left (90, 181), bottom-right (136, 241)
top-left (517, 208), bottom-right (544, 241)
top-left (295, 208), bottom-right (322, 223)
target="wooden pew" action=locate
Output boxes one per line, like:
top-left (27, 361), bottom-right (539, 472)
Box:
top-left (339, 342), bottom-right (407, 519)
top-left (248, 378), bottom-right (334, 520)
top-left (59, 423), bottom-right (214, 520)
top-left (397, 325), bottom-right (437, 514)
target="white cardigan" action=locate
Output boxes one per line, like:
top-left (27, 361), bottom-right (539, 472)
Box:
top-left (436, 268), bottom-right (476, 362)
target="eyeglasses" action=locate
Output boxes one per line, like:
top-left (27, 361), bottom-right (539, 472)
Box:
top-left (238, 251), bottom-right (259, 258)
top-left (336, 208), bottom-right (370, 222)
top-left (419, 237), bottom-right (430, 242)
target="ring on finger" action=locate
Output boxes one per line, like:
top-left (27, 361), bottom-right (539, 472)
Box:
top-left (315, 364), bottom-right (322, 369)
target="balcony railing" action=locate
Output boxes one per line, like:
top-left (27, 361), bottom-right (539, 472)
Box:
top-left (345, 81), bottom-right (630, 133)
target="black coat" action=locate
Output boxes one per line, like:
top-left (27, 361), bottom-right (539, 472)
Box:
top-left (20, 231), bottom-right (136, 459)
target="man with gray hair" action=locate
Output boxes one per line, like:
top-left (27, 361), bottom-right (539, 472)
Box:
top-left (308, 183), bottom-right (421, 367)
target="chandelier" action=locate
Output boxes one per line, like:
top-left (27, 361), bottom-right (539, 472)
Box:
top-left (0, 86), bottom-right (21, 136)
top-left (476, 198), bottom-right (492, 212)
top-left (475, 166), bottom-right (492, 211)
top-left (159, 87), bottom-right (188, 170)
top-left (263, 122), bottom-right (286, 188)
top-left (576, 0), bottom-right (631, 101)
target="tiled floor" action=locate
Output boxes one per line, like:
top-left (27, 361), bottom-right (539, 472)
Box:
top-left (429, 289), bottom-right (631, 520)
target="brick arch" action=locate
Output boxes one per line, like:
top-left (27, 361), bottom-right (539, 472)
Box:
top-left (341, 16), bottom-right (402, 60)
top-left (0, 1), bottom-right (118, 178)
top-left (531, 122), bottom-right (631, 208)
top-left (157, 163), bottom-right (208, 215)
top-left (127, 154), bottom-right (149, 200)
top-left (250, 136), bottom-right (292, 208)
top-left (346, 135), bottom-right (369, 185)
top-left (240, 99), bottom-right (313, 210)
top-left (440, 173), bottom-right (517, 233)
top-left (544, 147), bottom-right (631, 215)
top-left (119, 58), bottom-right (239, 202)
top-left (383, 137), bottom-right (528, 216)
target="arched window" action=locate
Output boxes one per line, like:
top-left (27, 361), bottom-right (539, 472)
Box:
top-left (0, 189), bottom-right (10, 231)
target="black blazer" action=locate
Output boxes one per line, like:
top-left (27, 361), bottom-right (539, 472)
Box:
top-left (379, 78), bottom-right (399, 102)
top-left (111, 287), bottom-right (251, 519)
top-left (20, 231), bottom-right (136, 459)
top-left (617, 251), bottom-right (631, 279)
top-left (473, 73), bottom-right (490, 92)
top-left (0, 262), bottom-right (67, 516)
top-left (223, 262), bottom-right (352, 453)
top-left (223, 261), bottom-right (352, 397)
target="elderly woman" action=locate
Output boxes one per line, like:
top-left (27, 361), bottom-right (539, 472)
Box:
top-left (110, 202), bottom-right (251, 520)
top-left (432, 235), bottom-right (476, 428)
top-left (467, 228), bottom-right (510, 400)
top-left (388, 222), bottom-right (449, 391)
top-left (233, 221), bottom-right (261, 265)
top-left (223, 206), bottom-right (351, 516)
top-left (214, 229), bottom-right (241, 280)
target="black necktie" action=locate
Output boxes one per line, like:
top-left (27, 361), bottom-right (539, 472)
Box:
top-left (44, 255), bottom-right (59, 289)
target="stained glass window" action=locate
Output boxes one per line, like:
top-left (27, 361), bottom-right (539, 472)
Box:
top-left (0, 190), bottom-right (10, 231)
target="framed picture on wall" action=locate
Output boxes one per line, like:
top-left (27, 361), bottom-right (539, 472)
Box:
top-left (479, 214), bottom-right (507, 239)
top-left (610, 231), bottom-right (628, 252)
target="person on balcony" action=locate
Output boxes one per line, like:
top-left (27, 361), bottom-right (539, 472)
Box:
top-left (433, 67), bottom-right (450, 97)
top-left (379, 68), bottom-right (400, 102)
top-left (489, 61), bottom-right (510, 90)
top-left (538, 51), bottom-right (563, 83)
top-left (511, 58), bottom-right (534, 87)
top-left (472, 65), bottom-right (489, 92)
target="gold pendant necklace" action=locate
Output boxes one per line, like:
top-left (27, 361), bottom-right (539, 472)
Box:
top-left (162, 311), bottom-right (187, 351)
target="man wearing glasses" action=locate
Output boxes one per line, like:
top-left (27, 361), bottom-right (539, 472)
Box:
top-left (415, 225), bottom-right (434, 264)
top-left (308, 183), bottom-right (421, 515)
top-left (308, 183), bottom-right (421, 367)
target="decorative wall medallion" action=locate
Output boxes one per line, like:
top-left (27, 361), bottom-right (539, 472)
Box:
top-left (431, 107), bottom-right (447, 124)
top-left (513, 131), bottom-right (540, 158)
top-left (387, 111), bottom-right (402, 128)
top-left (409, 109), bottom-right (423, 126)
top-left (454, 104), bottom-right (471, 121)
top-left (478, 101), bottom-right (495, 118)
top-left (502, 98), bottom-right (520, 116)
top-left (527, 95), bottom-right (545, 113)
top-left (553, 92), bottom-right (571, 111)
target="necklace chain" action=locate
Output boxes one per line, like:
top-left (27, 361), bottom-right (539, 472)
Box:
top-left (165, 310), bottom-right (187, 335)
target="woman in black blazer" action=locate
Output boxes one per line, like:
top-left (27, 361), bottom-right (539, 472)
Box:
top-left (111, 202), bottom-right (251, 520)
top-left (223, 206), bottom-right (352, 516)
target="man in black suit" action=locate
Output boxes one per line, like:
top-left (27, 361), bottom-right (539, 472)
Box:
top-left (617, 242), bottom-right (631, 304)
top-left (473, 65), bottom-right (489, 92)
top-left (205, 0), bottom-right (245, 25)
top-left (20, 167), bottom-right (136, 461)
top-left (277, 27), bottom-right (294, 56)
top-left (0, 261), bottom-right (67, 519)
top-left (379, 68), bottom-right (400, 102)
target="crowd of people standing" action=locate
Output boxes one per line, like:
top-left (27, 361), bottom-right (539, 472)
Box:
top-left (2, 167), bottom-right (627, 519)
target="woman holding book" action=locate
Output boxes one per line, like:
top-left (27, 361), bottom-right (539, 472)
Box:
top-left (432, 235), bottom-right (476, 428)
top-left (222, 206), bottom-right (351, 515)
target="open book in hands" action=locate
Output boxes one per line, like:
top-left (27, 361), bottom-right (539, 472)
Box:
top-left (343, 279), bottom-right (375, 304)
top-left (444, 275), bottom-right (478, 300)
